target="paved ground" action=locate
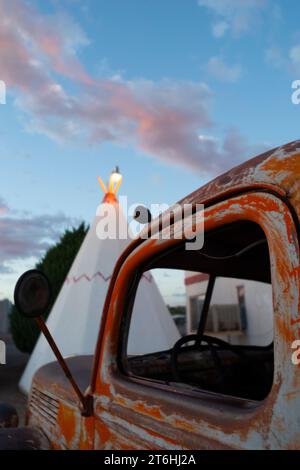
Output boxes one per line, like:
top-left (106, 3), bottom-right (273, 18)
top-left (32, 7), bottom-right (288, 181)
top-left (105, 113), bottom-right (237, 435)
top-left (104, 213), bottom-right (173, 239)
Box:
top-left (0, 335), bottom-right (29, 425)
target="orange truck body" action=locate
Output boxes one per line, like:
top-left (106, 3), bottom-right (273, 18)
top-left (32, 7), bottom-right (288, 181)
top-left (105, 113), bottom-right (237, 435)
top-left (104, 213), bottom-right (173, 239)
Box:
top-left (26, 141), bottom-right (300, 450)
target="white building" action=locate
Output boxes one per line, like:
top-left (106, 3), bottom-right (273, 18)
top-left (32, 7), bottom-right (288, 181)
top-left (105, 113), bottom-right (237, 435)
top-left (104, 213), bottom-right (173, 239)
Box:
top-left (185, 272), bottom-right (273, 346)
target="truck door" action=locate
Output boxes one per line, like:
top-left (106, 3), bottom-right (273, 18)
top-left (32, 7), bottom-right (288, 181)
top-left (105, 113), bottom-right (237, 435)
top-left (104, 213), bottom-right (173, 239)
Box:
top-left (93, 192), bottom-right (300, 450)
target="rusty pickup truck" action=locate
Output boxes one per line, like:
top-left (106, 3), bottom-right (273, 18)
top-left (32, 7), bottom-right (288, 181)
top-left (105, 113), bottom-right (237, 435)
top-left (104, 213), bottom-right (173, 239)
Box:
top-left (1, 140), bottom-right (300, 450)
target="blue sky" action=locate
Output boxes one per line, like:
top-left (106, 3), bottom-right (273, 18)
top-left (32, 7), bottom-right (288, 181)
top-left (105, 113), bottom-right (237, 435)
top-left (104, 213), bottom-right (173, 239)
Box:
top-left (0, 0), bottom-right (300, 299)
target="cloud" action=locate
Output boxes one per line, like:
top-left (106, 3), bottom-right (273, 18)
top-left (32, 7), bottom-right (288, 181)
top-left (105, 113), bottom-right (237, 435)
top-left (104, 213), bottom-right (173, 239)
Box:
top-left (0, 199), bottom-right (8, 216)
top-left (207, 57), bottom-right (242, 82)
top-left (0, 200), bottom-right (75, 269)
top-left (0, 265), bottom-right (14, 275)
top-left (212, 21), bottom-right (229, 38)
top-left (0, 0), bottom-right (91, 85)
top-left (0, 0), bottom-right (259, 177)
top-left (198, 0), bottom-right (267, 37)
top-left (266, 42), bottom-right (300, 73)
top-left (289, 44), bottom-right (300, 73)
top-left (196, 129), bottom-right (265, 175)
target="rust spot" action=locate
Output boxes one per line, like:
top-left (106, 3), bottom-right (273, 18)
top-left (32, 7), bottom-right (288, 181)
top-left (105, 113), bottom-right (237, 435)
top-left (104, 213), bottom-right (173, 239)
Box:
top-left (79, 416), bottom-right (94, 450)
top-left (218, 174), bottom-right (232, 185)
top-left (276, 317), bottom-right (294, 343)
top-left (57, 404), bottom-right (77, 447)
top-left (96, 419), bottom-right (111, 447)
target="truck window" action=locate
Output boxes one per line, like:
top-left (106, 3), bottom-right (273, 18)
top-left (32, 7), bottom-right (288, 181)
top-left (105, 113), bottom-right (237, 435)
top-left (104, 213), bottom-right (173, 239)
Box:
top-left (122, 220), bottom-right (274, 402)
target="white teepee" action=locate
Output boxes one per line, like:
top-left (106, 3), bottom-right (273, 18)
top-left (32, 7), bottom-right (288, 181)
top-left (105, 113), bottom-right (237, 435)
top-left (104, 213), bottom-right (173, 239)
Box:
top-left (20, 169), bottom-right (180, 394)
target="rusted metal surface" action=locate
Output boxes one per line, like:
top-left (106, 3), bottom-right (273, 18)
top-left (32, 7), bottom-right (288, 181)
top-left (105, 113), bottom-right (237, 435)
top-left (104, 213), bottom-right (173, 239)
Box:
top-left (179, 140), bottom-right (300, 210)
top-left (93, 192), bottom-right (300, 450)
top-left (27, 384), bottom-right (90, 450)
top-left (27, 356), bottom-right (94, 449)
top-left (0, 402), bottom-right (18, 428)
top-left (0, 426), bottom-right (49, 450)
top-left (33, 355), bottom-right (93, 405)
top-left (25, 141), bottom-right (300, 450)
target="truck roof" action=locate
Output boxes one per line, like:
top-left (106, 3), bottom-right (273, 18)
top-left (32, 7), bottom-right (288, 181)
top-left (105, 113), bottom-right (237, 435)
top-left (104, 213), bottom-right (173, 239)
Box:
top-left (179, 140), bottom-right (300, 216)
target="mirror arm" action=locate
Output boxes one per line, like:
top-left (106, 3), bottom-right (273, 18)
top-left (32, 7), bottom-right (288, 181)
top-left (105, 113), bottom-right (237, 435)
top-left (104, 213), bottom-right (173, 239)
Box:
top-left (35, 318), bottom-right (93, 417)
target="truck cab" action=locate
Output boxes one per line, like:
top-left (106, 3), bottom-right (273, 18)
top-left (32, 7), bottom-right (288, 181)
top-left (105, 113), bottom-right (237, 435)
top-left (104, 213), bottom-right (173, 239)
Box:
top-left (6, 141), bottom-right (300, 450)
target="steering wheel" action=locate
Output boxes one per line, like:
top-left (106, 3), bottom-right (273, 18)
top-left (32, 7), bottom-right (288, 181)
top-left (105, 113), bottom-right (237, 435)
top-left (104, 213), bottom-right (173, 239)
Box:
top-left (170, 334), bottom-right (247, 383)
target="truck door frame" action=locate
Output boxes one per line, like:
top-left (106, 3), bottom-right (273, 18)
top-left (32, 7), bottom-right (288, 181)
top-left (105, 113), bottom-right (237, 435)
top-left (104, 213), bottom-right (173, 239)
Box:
top-left (92, 191), bottom-right (300, 450)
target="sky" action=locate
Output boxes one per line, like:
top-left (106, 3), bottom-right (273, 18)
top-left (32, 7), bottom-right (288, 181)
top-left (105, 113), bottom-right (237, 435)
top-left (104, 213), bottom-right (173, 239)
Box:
top-left (0, 0), bottom-right (300, 300)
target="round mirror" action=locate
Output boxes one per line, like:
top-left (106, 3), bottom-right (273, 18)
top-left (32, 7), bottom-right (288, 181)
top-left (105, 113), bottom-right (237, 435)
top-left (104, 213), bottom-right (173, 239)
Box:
top-left (14, 270), bottom-right (52, 318)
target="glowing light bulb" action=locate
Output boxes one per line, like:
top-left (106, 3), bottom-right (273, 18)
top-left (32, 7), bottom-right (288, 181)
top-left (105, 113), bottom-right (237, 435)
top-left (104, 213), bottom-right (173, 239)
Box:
top-left (98, 166), bottom-right (122, 196)
top-left (110, 170), bottom-right (122, 186)
top-left (107, 166), bottom-right (122, 194)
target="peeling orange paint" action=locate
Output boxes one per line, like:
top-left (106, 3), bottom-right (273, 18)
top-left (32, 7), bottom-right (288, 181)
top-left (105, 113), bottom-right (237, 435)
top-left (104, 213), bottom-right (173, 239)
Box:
top-left (57, 404), bottom-right (78, 447)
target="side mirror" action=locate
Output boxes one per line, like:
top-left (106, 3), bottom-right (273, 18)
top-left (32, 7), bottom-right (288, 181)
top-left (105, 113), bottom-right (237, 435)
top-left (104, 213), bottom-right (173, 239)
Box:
top-left (14, 270), bottom-right (52, 319)
top-left (14, 270), bottom-right (92, 416)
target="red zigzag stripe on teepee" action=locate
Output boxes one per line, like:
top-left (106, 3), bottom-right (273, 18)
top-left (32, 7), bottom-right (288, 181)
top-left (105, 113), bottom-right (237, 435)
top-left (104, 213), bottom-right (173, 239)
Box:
top-left (65, 272), bottom-right (153, 284)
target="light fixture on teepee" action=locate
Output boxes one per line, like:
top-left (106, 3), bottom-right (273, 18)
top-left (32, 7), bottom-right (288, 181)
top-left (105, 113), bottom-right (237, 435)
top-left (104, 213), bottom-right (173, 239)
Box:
top-left (98, 166), bottom-right (123, 202)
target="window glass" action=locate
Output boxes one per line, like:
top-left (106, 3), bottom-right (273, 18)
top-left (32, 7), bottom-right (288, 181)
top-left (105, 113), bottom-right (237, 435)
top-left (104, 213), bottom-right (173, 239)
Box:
top-left (124, 221), bottom-right (274, 401)
top-left (187, 275), bottom-right (273, 346)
